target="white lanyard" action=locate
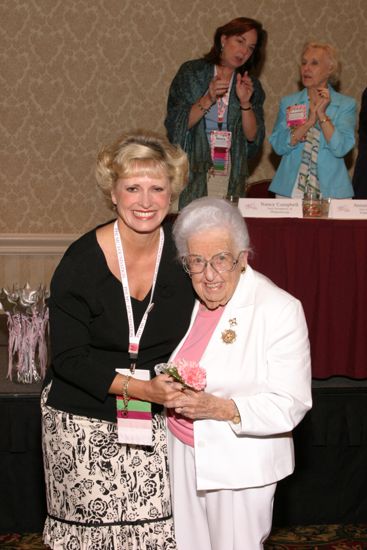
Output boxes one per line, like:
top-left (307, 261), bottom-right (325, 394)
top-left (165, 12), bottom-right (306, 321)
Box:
top-left (214, 66), bottom-right (234, 129)
top-left (114, 221), bottom-right (164, 373)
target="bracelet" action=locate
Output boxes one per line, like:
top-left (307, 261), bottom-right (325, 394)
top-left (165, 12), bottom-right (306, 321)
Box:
top-left (290, 127), bottom-right (299, 143)
top-left (122, 375), bottom-right (131, 415)
top-left (319, 116), bottom-right (330, 125)
top-left (240, 105), bottom-right (252, 111)
top-left (197, 101), bottom-right (210, 114)
top-left (231, 401), bottom-right (241, 424)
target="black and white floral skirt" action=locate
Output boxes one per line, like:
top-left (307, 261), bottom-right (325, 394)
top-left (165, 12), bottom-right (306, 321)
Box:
top-left (41, 384), bottom-right (176, 549)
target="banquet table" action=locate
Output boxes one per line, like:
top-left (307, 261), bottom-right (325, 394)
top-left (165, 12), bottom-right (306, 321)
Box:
top-left (245, 217), bottom-right (367, 379)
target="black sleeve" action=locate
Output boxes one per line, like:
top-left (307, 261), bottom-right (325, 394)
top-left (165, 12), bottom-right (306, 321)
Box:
top-left (49, 250), bottom-right (119, 402)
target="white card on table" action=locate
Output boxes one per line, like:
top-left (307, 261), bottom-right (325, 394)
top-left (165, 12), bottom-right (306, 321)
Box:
top-left (328, 199), bottom-right (367, 219)
top-left (238, 198), bottom-right (303, 218)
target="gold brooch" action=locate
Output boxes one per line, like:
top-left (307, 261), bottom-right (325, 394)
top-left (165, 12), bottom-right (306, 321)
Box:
top-left (221, 318), bottom-right (237, 344)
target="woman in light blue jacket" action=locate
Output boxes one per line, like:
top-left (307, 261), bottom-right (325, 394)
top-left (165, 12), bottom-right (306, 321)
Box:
top-left (269, 42), bottom-right (356, 198)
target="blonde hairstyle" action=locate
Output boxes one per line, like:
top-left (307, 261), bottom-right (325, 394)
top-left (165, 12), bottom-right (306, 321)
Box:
top-left (96, 129), bottom-right (188, 209)
top-left (301, 42), bottom-right (341, 85)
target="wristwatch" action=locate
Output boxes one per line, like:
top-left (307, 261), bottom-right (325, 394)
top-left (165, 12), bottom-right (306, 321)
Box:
top-left (231, 401), bottom-right (241, 424)
top-left (232, 413), bottom-right (241, 424)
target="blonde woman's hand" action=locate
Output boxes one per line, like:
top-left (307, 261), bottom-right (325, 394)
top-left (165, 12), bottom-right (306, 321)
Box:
top-left (144, 374), bottom-right (184, 406)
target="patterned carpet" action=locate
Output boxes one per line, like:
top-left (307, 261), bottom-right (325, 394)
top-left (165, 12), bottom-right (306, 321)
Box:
top-left (265, 524), bottom-right (367, 549)
top-left (0, 525), bottom-right (367, 549)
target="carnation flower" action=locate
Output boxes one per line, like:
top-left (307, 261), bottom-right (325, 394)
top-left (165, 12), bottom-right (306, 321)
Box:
top-left (154, 359), bottom-right (206, 391)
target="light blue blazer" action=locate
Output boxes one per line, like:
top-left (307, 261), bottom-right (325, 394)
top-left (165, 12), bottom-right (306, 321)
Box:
top-left (269, 87), bottom-right (357, 198)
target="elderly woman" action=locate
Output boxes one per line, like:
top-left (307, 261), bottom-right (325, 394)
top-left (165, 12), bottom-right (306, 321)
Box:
top-left (165, 17), bottom-right (266, 208)
top-left (269, 42), bottom-right (356, 198)
top-left (41, 130), bottom-right (195, 549)
top-left (165, 197), bottom-right (312, 550)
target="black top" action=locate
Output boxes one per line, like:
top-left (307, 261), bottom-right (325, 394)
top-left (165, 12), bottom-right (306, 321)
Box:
top-left (352, 88), bottom-right (367, 199)
top-left (44, 221), bottom-right (195, 422)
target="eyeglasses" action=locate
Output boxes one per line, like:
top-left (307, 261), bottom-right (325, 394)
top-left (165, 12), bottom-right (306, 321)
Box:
top-left (182, 251), bottom-right (243, 275)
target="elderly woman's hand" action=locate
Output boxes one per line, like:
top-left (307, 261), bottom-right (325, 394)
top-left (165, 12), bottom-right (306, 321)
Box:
top-left (166, 389), bottom-right (236, 421)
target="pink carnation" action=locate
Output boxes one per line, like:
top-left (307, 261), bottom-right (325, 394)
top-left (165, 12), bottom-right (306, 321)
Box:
top-left (176, 359), bottom-right (206, 391)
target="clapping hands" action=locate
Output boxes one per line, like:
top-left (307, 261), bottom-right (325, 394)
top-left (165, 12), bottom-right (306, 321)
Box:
top-left (208, 75), bottom-right (231, 102)
top-left (236, 71), bottom-right (254, 105)
top-left (309, 87), bottom-right (330, 122)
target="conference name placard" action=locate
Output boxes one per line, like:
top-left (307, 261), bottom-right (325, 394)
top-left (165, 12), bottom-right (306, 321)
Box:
top-left (238, 198), bottom-right (303, 218)
top-left (328, 199), bottom-right (367, 219)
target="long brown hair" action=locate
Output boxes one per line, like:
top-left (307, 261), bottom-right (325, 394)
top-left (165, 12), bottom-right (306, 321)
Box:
top-left (203, 17), bottom-right (265, 73)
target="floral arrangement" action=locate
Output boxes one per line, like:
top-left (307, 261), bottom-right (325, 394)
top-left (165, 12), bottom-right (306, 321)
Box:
top-left (155, 359), bottom-right (206, 391)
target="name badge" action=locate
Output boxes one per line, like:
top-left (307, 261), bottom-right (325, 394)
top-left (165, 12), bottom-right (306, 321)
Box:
top-left (116, 368), bottom-right (153, 446)
top-left (238, 198), bottom-right (303, 218)
top-left (210, 130), bottom-right (232, 175)
top-left (286, 104), bottom-right (307, 127)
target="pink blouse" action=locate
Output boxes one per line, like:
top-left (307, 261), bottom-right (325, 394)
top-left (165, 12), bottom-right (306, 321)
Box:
top-left (167, 303), bottom-right (225, 446)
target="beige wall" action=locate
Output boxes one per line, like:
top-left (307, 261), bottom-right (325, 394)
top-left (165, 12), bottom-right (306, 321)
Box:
top-left (1, 0), bottom-right (367, 285)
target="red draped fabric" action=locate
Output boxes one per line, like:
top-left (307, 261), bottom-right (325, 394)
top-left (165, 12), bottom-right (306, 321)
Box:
top-left (246, 218), bottom-right (367, 379)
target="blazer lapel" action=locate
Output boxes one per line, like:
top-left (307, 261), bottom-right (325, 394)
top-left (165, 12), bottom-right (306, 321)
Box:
top-left (325, 85), bottom-right (340, 120)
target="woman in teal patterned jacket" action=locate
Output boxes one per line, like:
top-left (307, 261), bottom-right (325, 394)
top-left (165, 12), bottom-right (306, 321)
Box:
top-left (165, 17), bottom-right (266, 209)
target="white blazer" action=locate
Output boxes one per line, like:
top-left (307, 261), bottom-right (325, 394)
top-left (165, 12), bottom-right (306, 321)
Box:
top-left (170, 265), bottom-right (312, 491)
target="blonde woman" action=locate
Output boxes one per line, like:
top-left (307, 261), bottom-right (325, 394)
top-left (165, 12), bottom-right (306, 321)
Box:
top-left (269, 42), bottom-right (356, 198)
top-left (41, 130), bottom-right (195, 549)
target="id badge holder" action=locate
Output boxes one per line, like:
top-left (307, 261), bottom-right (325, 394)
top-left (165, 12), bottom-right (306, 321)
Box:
top-left (286, 104), bottom-right (307, 127)
top-left (115, 367), bottom-right (153, 446)
top-left (210, 130), bottom-right (232, 176)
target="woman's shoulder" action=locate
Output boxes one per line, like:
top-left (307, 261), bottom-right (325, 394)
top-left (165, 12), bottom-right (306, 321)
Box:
top-left (161, 220), bottom-right (195, 285)
top-left (248, 266), bottom-right (301, 308)
top-left (52, 222), bottom-right (112, 288)
top-left (62, 228), bottom-right (99, 267)
top-left (330, 87), bottom-right (357, 107)
top-left (65, 220), bottom-right (113, 259)
top-left (176, 57), bottom-right (213, 76)
top-left (162, 219), bottom-right (179, 259)
top-left (181, 57), bottom-right (211, 68)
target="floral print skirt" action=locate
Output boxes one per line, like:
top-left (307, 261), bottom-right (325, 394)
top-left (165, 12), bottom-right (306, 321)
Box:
top-left (41, 384), bottom-right (176, 550)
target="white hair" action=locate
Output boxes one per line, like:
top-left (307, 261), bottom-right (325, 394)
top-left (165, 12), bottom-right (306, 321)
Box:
top-left (301, 42), bottom-right (340, 85)
top-left (173, 197), bottom-right (250, 256)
